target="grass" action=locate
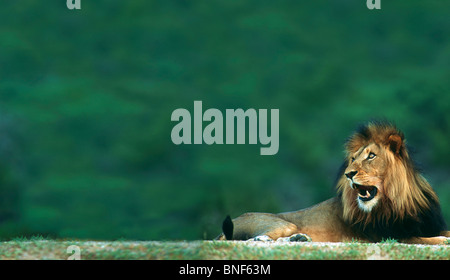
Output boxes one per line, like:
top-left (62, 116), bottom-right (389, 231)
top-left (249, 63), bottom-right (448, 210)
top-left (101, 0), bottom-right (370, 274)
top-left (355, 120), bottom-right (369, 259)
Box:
top-left (0, 238), bottom-right (448, 260)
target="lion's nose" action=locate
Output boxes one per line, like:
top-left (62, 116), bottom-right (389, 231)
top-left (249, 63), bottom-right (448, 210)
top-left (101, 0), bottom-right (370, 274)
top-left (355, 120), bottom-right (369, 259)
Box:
top-left (345, 171), bottom-right (357, 180)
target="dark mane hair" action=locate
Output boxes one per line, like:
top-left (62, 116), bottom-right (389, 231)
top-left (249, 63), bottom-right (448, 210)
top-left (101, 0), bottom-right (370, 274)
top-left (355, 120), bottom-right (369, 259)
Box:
top-left (336, 121), bottom-right (447, 241)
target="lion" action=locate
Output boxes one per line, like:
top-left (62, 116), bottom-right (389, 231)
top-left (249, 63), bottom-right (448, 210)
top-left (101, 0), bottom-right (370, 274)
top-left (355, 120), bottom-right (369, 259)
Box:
top-left (217, 122), bottom-right (450, 245)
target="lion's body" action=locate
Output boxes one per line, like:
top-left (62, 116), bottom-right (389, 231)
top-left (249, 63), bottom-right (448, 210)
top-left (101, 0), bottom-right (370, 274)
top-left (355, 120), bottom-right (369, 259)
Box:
top-left (218, 122), bottom-right (450, 245)
top-left (230, 198), bottom-right (358, 242)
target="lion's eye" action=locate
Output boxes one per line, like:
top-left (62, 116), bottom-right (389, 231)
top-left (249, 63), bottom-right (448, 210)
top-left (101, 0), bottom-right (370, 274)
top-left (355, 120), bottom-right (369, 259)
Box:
top-left (368, 152), bottom-right (376, 160)
top-left (351, 157), bottom-right (355, 163)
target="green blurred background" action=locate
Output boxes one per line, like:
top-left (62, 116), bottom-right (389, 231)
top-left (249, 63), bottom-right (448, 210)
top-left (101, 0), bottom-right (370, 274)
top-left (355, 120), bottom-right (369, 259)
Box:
top-left (0, 0), bottom-right (449, 240)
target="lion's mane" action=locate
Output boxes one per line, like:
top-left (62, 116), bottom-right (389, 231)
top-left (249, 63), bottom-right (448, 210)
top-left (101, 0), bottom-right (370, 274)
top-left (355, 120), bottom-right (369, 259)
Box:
top-left (336, 122), bottom-right (446, 241)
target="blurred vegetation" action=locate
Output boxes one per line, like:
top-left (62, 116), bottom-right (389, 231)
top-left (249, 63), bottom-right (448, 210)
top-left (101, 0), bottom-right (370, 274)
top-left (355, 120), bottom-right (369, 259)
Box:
top-left (0, 0), bottom-right (449, 240)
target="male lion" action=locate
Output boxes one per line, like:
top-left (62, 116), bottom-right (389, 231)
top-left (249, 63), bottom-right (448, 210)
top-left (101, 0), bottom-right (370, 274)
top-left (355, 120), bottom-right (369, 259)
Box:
top-left (217, 122), bottom-right (450, 244)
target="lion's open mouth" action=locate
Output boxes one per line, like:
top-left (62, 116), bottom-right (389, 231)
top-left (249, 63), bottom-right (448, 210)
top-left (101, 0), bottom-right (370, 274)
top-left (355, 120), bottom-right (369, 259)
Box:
top-left (353, 184), bottom-right (377, 201)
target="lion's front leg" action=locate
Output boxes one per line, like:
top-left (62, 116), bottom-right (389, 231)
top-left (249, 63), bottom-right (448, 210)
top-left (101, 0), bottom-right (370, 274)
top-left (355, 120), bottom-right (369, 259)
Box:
top-left (400, 236), bottom-right (449, 245)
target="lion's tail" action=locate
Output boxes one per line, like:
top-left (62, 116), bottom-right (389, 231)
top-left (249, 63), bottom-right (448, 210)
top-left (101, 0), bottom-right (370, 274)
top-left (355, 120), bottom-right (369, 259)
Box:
top-left (215, 215), bottom-right (234, 240)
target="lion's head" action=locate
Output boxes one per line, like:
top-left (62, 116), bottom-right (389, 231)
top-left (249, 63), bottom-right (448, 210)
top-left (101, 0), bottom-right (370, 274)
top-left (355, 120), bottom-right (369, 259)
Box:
top-left (336, 122), bottom-right (442, 234)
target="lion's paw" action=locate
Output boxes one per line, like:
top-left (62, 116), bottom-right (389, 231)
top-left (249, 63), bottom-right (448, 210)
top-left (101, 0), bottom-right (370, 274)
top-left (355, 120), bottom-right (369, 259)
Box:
top-left (289, 233), bottom-right (312, 242)
top-left (249, 235), bottom-right (273, 242)
top-left (277, 233), bottom-right (311, 242)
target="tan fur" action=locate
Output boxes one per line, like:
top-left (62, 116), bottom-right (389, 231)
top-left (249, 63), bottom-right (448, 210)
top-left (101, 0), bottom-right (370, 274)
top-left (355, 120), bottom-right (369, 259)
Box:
top-left (338, 123), bottom-right (436, 226)
top-left (219, 122), bottom-right (450, 245)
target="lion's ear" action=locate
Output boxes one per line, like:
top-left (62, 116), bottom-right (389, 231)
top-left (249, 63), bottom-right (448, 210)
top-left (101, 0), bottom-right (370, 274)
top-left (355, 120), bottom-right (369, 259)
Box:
top-left (387, 134), bottom-right (403, 155)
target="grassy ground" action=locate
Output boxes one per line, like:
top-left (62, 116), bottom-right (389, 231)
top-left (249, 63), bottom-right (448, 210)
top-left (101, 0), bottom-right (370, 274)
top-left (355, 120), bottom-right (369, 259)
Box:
top-left (0, 238), bottom-right (448, 260)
